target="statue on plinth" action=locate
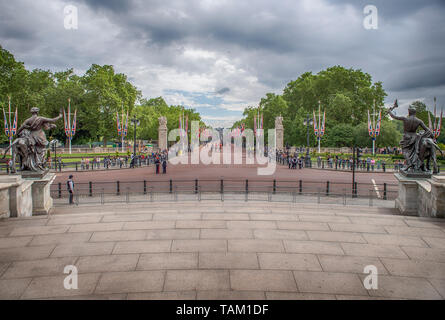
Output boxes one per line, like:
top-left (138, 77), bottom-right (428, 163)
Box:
top-left (3, 107), bottom-right (62, 173)
top-left (388, 100), bottom-right (442, 175)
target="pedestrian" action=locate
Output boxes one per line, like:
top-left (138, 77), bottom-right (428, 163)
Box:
top-left (67, 174), bottom-right (75, 205)
top-left (155, 157), bottom-right (160, 174)
top-left (162, 158), bottom-right (167, 174)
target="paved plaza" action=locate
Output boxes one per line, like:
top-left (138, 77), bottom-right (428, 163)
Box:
top-left (0, 201), bottom-right (444, 300)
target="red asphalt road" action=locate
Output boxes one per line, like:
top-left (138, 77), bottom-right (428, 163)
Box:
top-left (53, 149), bottom-right (398, 197)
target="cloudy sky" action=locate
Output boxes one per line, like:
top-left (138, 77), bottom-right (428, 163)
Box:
top-left (1, 0), bottom-right (444, 127)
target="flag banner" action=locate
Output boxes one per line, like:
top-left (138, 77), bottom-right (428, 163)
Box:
top-left (254, 115), bottom-right (257, 136)
top-left (116, 111), bottom-right (121, 134)
top-left (185, 116), bottom-right (188, 136)
top-left (313, 110), bottom-right (318, 135)
top-left (123, 110), bottom-right (128, 136)
top-left (3, 108), bottom-right (9, 136)
top-left (367, 110), bottom-right (374, 137)
top-left (63, 108), bottom-right (69, 136)
top-left (320, 111), bottom-right (326, 136)
top-left (71, 109), bottom-right (77, 136)
top-left (11, 108), bottom-right (17, 135)
top-left (375, 111), bottom-right (381, 136)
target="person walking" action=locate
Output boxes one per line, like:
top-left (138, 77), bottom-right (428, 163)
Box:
top-left (67, 175), bottom-right (75, 205)
top-left (162, 158), bottom-right (167, 174)
top-left (155, 157), bottom-right (160, 174)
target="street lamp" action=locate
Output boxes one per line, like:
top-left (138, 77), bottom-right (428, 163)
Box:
top-left (50, 139), bottom-right (59, 170)
top-left (130, 116), bottom-right (140, 157)
top-left (303, 114), bottom-right (313, 167)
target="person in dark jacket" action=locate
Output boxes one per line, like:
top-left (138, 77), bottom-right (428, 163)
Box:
top-left (155, 157), bottom-right (160, 174)
top-left (67, 175), bottom-right (74, 205)
top-left (162, 158), bottom-right (167, 174)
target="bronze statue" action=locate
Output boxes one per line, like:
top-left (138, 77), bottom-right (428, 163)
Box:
top-left (388, 100), bottom-right (442, 174)
top-left (3, 107), bottom-right (62, 173)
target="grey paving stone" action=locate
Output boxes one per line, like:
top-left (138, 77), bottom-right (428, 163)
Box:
top-left (250, 214), bottom-right (298, 221)
top-left (0, 245), bottom-right (55, 262)
top-left (10, 225), bottom-right (69, 236)
top-left (2, 257), bottom-right (77, 279)
top-left (258, 253), bottom-right (321, 271)
top-left (422, 237), bottom-right (445, 249)
top-left (164, 270), bottom-right (230, 291)
top-left (284, 240), bottom-right (344, 255)
top-left (253, 229), bottom-right (308, 240)
top-left (128, 291), bottom-right (196, 300)
top-left (199, 252), bottom-right (259, 269)
top-left (328, 223), bottom-right (387, 234)
top-left (428, 278), bottom-right (445, 299)
top-left (298, 215), bottom-right (351, 224)
top-left (384, 226), bottom-right (445, 238)
top-left (380, 258), bottom-right (445, 279)
top-left (230, 270), bottom-right (297, 292)
top-left (0, 236), bottom-right (32, 249)
top-left (0, 278), bottom-right (32, 299)
top-left (401, 246), bottom-right (445, 263)
top-left (266, 292), bottom-right (336, 300)
top-left (113, 240), bottom-right (171, 254)
top-left (101, 214), bottom-right (153, 222)
top-left (277, 221), bottom-right (329, 231)
top-left (359, 274), bottom-right (442, 300)
top-left (202, 213), bottom-right (250, 220)
top-left (197, 290), bottom-right (265, 300)
top-left (122, 221), bottom-right (175, 230)
top-left (51, 242), bottom-right (115, 257)
top-left (137, 253), bottom-right (198, 270)
top-left (348, 217), bottom-right (407, 226)
top-left (90, 230), bottom-right (146, 242)
top-left (227, 221), bottom-right (277, 229)
top-left (318, 255), bottom-right (388, 274)
top-left (176, 220), bottom-right (226, 229)
top-left (201, 229), bottom-right (253, 239)
top-left (307, 231), bottom-right (366, 243)
top-left (95, 271), bottom-right (164, 294)
top-left (172, 240), bottom-right (227, 252)
top-left (146, 229), bottom-right (200, 240)
top-left (21, 273), bottom-right (100, 299)
top-left (69, 222), bottom-right (124, 233)
top-left (341, 243), bottom-right (408, 259)
top-left (30, 232), bottom-right (92, 246)
top-left (46, 216), bottom-right (102, 225)
top-left (153, 213), bottom-right (201, 220)
top-left (77, 254), bottom-right (139, 273)
top-left (363, 234), bottom-right (428, 247)
top-left (228, 239), bottom-right (284, 252)
top-left (293, 271), bottom-right (368, 296)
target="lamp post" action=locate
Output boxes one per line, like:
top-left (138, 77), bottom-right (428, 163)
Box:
top-left (303, 114), bottom-right (313, 167)
top-left (50, 139), bottom-right (59, 170)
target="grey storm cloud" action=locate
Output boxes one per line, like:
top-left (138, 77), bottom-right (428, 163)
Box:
top-left (1, 0), bottom-right (445, 119)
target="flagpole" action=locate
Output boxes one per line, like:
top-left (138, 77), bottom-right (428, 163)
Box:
top-left (373, 100), bottom-right (375, 156)
top-left (68, 98), bottom-right (72, 154)
top-left (121, 104), bottom-right (124, 153)
top-left (318, 101), bottom-right (321, 153)
top-left (8, 96), bottom-right (12, 155)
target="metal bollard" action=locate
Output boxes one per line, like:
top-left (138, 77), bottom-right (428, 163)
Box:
top-left (299, 180), bottom-right (302, 194)
top-left (326, 181), bottom-right (330, 196)
top-left (58, 182), bottom-right (62, 198)
top-left (245, 179), bottom-right (248, 193)
top-left (116, 181), bottom-right (120, 195)
top-left (383, 183), bottom-right (387, 200)
top-left (195, 179), bottom-right (198, 194)
top-left (76, 163), bottom-right (78, 171)
top-left (169, 179), bottom-right (172, 193)
top-left (273, 179), bottom-right (276, 194)
top-left (220, 179), bottom-right (224, 194)
top-left (89, 181), bottom-right (93, 197)
top-left (143, 180), bottom-right (147, 195)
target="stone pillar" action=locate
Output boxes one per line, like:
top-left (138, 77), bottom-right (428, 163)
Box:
top-left (158, 116), bottom-right (168, 151)
top-left (0, 175), bottom-right (33, 218)
top-left (30, 172), bottom-right (56, 215)
top-left (395, 173), bottom-right (445, 218)
top-left (275, 116), bottom-right (284, 151)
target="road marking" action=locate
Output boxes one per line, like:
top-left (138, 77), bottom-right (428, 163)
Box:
top-left (371, 179), bottom-right (381, 198)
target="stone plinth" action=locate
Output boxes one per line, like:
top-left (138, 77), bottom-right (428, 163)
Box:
top-left (29, 172), bottom-right (56, 215)
top-left (158, 116), bottom-right (168, 151)
top-left (275, 116), bottom-right (284, 151)
top-left (0, 175), bottom-right (33, 218)
top-left (395, 173), bottom-right (445, 218)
